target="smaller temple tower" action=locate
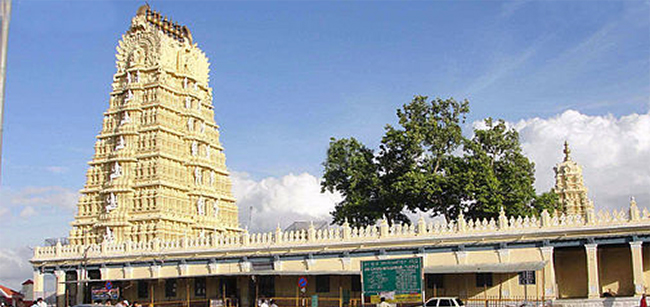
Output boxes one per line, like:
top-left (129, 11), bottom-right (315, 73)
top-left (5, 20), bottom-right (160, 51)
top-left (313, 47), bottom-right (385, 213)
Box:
top-left (553, 141), bottom-right (595, 217)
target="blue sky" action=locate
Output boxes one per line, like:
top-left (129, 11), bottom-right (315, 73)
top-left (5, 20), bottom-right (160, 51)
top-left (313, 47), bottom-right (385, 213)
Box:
top-left (0, 0), bottom-right (649, 289)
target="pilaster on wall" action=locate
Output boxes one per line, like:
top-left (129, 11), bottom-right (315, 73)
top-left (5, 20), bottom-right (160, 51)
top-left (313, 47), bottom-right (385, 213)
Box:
top-left (585, 244), bottom-right (600, 299)
top-left (32, 269), bottom-right (44, 300)
top-left (629, 241), bottom-right (645, 296)
top-left (539, 246), bottom-right (557, 299)
top-left (497, 249), bottom-right (511, 297)
top-left (54, 270), bottom-right (66, 307)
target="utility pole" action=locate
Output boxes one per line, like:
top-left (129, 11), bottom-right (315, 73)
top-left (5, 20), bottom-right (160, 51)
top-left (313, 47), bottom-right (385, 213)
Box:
top-left (0, 0), bottom-right (11, 184)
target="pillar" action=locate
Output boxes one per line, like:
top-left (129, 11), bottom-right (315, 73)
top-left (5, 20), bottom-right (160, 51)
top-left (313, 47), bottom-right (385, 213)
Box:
top-left (76, 269), bottom-right (85, 305)
top-left (585, 244), bottom-right (600, 298)
top-left (497, 249), bottom-right (511, 298)
top-left (33, 269), bottom-right (45, 300)
top-left (54, 269), bottom-right (66, 307)
top-left (540, 246), bottom-right (557, 299)
top-left (630, 241), bottom-right (645, 296)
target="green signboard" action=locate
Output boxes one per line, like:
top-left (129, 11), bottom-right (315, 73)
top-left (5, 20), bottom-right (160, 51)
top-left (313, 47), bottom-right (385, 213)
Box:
top-left (361, 257), bottom-right (423, 304)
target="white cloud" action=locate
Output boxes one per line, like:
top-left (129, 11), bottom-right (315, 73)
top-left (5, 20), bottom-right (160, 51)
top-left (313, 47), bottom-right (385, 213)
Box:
top-left (231, 172), bottom-right (342, 232)
top-left (9, 186), bottom-right (78, 210)
top-left (45, 166), bottom-right (68, 174)
top-left (19, 206), bottom-right (37, 218)
top-left (0, 247), bottom-right (34, 290)
top-left (0, 186), bottom-right (78, 218)
top-left (511, 110), bottom-right (650, 210)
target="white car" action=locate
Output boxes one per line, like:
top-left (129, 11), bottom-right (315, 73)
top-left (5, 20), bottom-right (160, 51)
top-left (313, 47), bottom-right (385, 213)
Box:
top-left (422, 297), bottom-right (465, 307)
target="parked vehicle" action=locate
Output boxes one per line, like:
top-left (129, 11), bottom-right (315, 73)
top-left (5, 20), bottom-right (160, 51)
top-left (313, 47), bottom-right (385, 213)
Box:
top-left (421, 297), bottom-right (465, 307)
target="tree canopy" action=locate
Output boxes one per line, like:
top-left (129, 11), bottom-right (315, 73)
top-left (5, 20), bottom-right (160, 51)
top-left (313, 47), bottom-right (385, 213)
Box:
top-left (321, 95), bottom-right (559, 227)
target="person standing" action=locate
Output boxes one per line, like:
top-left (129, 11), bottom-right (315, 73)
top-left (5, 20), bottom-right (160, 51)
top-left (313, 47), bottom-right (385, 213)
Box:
top-left (378, 297), bottom-right (390, 307)
top-left (641, 294), bottom-right (647, 307)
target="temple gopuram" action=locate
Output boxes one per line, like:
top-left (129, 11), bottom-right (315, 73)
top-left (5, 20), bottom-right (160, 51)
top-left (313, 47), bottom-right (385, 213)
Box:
top-left (31, 5), bottom-right (650, 307)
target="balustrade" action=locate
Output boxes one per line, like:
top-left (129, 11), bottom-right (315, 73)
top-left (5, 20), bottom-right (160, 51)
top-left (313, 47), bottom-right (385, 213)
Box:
top-left (33, 201), bottom-right (650, 261)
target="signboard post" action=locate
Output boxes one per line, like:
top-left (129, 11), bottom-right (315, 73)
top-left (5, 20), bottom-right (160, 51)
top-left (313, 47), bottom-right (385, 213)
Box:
top-left (361, 257), bottom-right (424, 306)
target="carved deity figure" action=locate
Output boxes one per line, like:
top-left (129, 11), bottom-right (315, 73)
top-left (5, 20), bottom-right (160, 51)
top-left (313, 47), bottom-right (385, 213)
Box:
top-left (187, 118), bottom-right (194, 131)
top-left (185, 96), bottom-right (191, 108)
top-left (125, 90), bottom-right (134, 102)
top-left (183, 77), bottom-right (188, 89)
top-left (121, 112), bottom-right (131, 125)
top-left (197, 197), bottom-right (205, 215)
top-left (132, 48), bottom-right (144, 67)
top-left (127, 72), bottom-right (132, 84)
top-left (136, 71), bottom-right (140, 83)
top-left (210, 171), bottom-right (215, 186)
top-left (191, 141), bottom-right (198, 156)
top-left (206, 146), bottom-right (211, 159)
top-left (213, 199), bottom-right (219, 217)
top-left (103, 227), bottom-right (115, 243)
top-left (106, 193), bottom-right (118, 212)
top-left (194, 167), bottom-right (202, 185)
top-left (110, 162), bottom-right (122, 180)
top-left (194, 82), bottom-right (198, 91)
top-left (115, 136), bottom-right (126, 150)
top-left (200, 122), bottom-right (206, 133)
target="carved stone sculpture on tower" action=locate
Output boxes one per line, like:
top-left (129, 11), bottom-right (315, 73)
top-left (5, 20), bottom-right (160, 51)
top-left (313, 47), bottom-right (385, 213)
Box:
top-left (213, 199), bottom-right (219, 217)
top-left (195, 167), bottom-right (202, 185)
top-left (110, 162), bottom-right (122, 180)
top-left (115, 136), bottom-right (126, 150)
top-left (197, 197), bottom-right (205, 215)
top-left (121, 111), bottom-right (131, 125)
top-left (191, 141), bottom-right (198, 156)
top-left (187, 118), bottom-right (194, 131)
top-left (106, 193), bottom-right (118, 212)
top-left (103, 227), bottom-right (115, 243)
top-left (125, 90), bottom-right (134, 102)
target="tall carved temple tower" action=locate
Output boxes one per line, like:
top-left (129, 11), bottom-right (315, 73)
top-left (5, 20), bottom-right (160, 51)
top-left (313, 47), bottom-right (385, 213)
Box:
top-left (553, 141), bottom-right (594, 217)
top-left (68, 5), bottom-right (240, 245)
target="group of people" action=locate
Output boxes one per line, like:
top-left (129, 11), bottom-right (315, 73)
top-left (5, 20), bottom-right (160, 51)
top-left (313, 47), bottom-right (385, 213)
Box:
top-left (258, 298), bottom-right (278, 307)
top-left (100, 299), bottom-right (142, 307)
top-left (30, 298), bottom-right (47, 307)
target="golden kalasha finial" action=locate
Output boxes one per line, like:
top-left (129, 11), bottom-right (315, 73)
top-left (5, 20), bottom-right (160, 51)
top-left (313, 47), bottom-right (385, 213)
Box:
top-left (563, 140), bottom-right (571, 162)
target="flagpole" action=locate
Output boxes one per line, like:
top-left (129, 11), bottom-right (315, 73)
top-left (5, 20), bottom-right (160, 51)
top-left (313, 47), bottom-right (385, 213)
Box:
top-left (0, 0), bottom-right (12, 184)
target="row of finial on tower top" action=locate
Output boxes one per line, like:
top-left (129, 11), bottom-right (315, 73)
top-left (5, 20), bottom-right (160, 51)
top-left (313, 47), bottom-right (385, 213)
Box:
top-left (563, 140), bottom-right (572, 162)
top-left (136, 4), bottom-right (193, 44)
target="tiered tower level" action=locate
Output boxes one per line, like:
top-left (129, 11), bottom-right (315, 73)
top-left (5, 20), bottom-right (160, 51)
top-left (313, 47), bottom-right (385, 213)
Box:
top-left (553, 141), bottom-right (595, 216)
top-left (69, 5), bottom-right (240, 245)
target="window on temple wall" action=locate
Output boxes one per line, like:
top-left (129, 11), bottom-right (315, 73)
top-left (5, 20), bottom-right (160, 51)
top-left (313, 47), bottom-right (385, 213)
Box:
top-left (138, 280), bottom-right (149, 299)
top-left (351, 276), bottom-right (361, 292)
top-left (426, 274), bottom-right (445, 289)
top-left (518, 271), bottom-right (536, 285)
top-left (194, 277), bottom-right (206, 297)
top-left (257, 276), bottom-right (275, 298)
top-left (165, 279), bottom-right (177, 297)
top-left (88, 270), bottom-right (101, 280)
top-left (316, 275), bottom-right (330, 293)
top-left (475, 273), bottom-right (493, 288)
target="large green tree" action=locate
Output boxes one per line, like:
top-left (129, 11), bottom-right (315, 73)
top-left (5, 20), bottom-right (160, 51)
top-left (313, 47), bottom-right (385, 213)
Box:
top-left (322, 95), bottom-right (558, 227)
